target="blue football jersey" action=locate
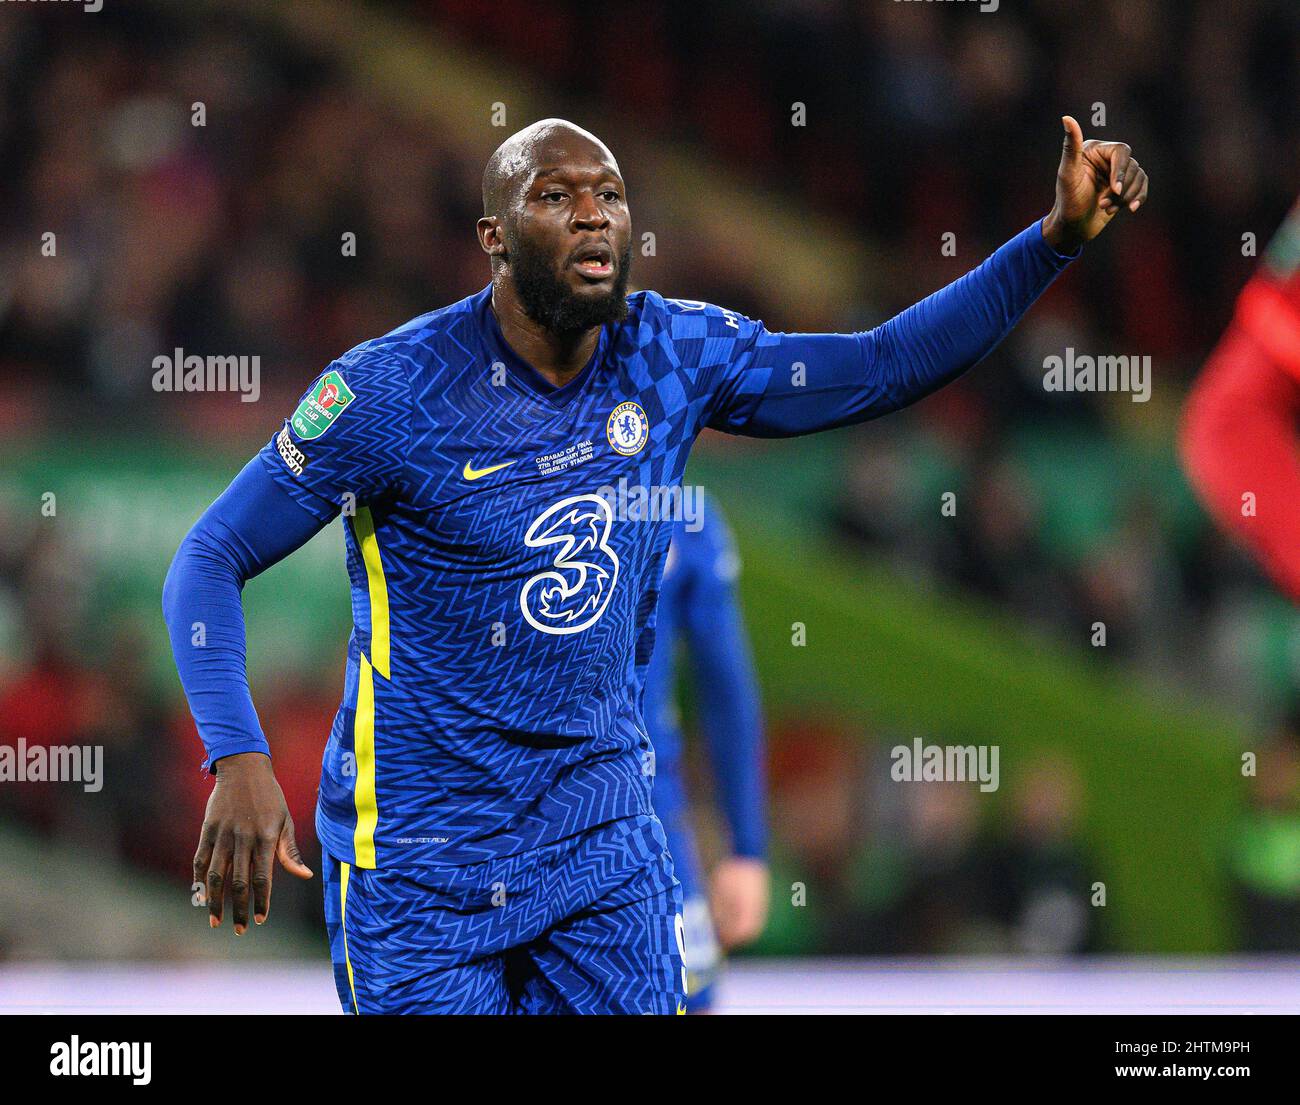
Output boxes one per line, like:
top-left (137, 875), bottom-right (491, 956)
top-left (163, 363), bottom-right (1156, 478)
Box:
top-left (170, 221), bottom-right (1073, 869)
top-left (259, 286), bottom-right (791, 867)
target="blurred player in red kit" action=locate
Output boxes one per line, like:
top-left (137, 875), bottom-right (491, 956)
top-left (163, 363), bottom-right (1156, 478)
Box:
top-left (1181, 199), bottom-right (1300, 596)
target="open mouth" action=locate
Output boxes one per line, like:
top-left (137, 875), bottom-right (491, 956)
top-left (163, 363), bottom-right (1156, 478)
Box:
top-left (573, 244), bottom-right (614, 280)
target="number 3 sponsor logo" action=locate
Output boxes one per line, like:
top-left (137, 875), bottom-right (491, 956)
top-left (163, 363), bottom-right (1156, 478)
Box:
top-left (520, 494), bottom-right (620, 635)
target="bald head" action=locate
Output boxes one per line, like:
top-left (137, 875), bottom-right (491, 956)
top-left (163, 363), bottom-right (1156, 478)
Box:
top-left (476, 118), bottom-right (631, 336)
top-left (482, 118), bottom-right (619, 217)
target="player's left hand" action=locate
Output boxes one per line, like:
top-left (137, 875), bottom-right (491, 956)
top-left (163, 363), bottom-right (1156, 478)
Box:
top-left (710, 857), bottom-right (770, 950)
top-left (1042, 115), bottom-right (1148, 253)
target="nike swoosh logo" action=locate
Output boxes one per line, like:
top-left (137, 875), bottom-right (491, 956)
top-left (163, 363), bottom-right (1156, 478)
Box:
top-left (462, 459), bottom-right (516, 481)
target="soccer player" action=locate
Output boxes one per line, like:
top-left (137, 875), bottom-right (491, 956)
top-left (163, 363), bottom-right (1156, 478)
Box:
top-left (1181, 198), bottom-right (1300, 598)
top-left (644, 495), bottom-right (766, 1012)
top-left (163, 116), bottom-right (1146, 1014)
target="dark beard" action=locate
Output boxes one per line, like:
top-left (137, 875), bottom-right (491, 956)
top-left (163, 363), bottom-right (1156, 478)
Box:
top-left (507, 233), bottom-right (631, 335)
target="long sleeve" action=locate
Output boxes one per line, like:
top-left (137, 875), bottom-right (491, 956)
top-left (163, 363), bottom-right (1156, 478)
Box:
top-left (162, 458), bottom-right (330, 770)
top-left (164, 352), bottom-right (413, 771)
top-left (679, 508), bottom-right (766, 859)
top-left (697, 220), bottom-right (1078, 437)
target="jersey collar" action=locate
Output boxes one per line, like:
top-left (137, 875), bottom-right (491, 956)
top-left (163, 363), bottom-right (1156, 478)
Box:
top-left (478, 285), bottom-right (611, 407)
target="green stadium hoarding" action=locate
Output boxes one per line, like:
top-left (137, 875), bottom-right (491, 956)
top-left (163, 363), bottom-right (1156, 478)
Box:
top-left (0, 436), bottom-right (351, 692)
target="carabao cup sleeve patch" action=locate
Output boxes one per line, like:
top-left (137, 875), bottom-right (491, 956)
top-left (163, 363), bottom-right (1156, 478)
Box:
top-left (257, 356), bottom-right (413, 522)
top-left (290, 368), bottom-right (356, 439)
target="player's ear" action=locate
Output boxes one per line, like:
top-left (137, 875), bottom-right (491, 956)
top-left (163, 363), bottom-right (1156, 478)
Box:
top-left (476, 216), bottom-right (506, 257)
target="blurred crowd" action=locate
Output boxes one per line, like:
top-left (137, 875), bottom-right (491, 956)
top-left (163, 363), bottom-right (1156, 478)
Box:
top-left (745, 712), bottom-right (1300, 956)
top-left (1, 0), bottom-right (1299, 956)
top-left (749, 724), bottom-right (1099, 956)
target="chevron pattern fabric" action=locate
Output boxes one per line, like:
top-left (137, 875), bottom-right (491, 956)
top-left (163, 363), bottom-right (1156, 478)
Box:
top-left (257, 285), bottom-right (774, 870)
top-left (322, 814), bottom-right (685, 1014)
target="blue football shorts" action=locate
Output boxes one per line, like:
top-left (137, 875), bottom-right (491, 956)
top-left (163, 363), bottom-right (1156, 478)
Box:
top-left (322, 813), bottom-right (686, 1014)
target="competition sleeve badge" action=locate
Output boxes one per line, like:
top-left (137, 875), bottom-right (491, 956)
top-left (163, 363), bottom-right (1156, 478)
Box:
top-left (292, 370), bottom-right (356, 439)
top-left (606, 401), bottom-right (649, 456)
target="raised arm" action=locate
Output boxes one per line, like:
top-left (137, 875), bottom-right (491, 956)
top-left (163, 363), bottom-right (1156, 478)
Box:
top-left (702, 117), bottom-right (1148, 437)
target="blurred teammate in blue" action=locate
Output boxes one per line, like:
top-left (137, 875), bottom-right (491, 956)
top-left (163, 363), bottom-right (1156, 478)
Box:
top-left (163, 117), bottom-right (1145, 1014)
top-left (645, 495), bottom-right (767, 1012)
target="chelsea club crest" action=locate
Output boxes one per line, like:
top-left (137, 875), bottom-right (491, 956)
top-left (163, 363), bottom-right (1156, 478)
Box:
top-left (606, 401), bottom-right (650, 456)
